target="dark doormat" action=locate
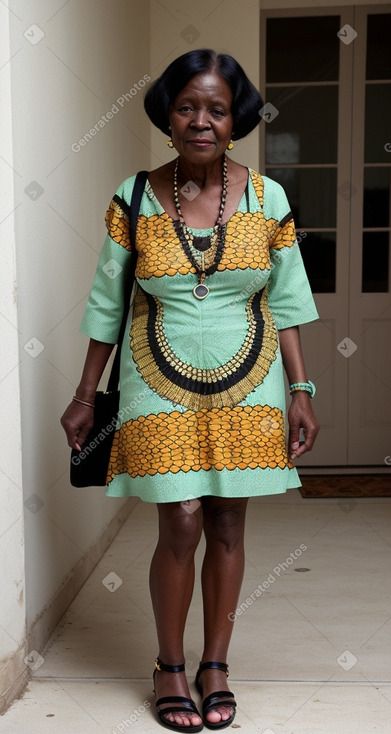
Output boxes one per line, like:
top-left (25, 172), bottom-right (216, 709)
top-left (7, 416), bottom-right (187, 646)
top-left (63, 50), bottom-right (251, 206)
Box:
top-left (299, 474), bottom-right (391, 498)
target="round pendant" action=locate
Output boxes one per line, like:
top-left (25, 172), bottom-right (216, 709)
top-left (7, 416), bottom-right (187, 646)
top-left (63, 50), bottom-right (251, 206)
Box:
top-left (193, 283), bottom-right (210, 300)
top-left (192, 236), bottom-right (213, 252)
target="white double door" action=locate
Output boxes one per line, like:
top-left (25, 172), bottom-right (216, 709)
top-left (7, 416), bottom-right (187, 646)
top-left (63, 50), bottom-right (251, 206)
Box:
top-left (260, 5), bottom-right (391, 468)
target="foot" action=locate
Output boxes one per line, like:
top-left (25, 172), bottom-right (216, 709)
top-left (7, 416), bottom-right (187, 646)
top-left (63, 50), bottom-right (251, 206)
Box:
top-left (197, 667), bottom-right (235, 726)
top-left (154, 667), bottom-right (203, 729)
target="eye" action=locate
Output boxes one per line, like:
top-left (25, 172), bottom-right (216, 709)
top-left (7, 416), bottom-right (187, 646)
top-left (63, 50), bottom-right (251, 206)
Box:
top-left (177, 105), bottom-right (192, 112)
top-left (211, 109), bottom-right (225, 117)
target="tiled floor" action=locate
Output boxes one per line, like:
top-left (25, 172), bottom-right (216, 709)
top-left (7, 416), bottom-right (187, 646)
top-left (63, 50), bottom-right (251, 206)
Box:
top-left (3, 489), bottom-right (391, 733)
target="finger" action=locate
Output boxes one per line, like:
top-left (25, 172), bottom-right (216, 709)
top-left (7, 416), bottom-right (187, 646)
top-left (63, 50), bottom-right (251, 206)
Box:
top-left (75, 418), bottom-right (94, 449)
top-left (67, 425), bottom-right (91, 450)
top-left (292, 424), bottom-right (318, 457)
top-left (291, 441), bottom-right (307, 458)
top-left (67, 434), bottom-right (82, 451)
top-left (289, 429), bottom-right (300, 454)
top-left (289, 422), bottom-right (300, 447)
top-left (75, 427), bottom-right (91, 449)
top-left (290, 442), bottom-right (300, 461)
top-left (288, 421), bottom-right (301, 459)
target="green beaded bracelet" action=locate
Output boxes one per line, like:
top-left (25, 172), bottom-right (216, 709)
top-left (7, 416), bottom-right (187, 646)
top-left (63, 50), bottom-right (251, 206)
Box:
top-left (289, 380), bottom-right (316, 398)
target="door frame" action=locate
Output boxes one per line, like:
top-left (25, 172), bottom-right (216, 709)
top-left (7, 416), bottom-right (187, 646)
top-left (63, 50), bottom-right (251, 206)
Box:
top-left (259, 5), bottom-right (391, 474)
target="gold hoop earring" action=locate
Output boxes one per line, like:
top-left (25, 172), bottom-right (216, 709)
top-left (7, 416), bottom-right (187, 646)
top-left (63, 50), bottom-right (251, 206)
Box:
top-left (167, 139), bottom-right (174, 148)
top-left (227, 140), bottom-right (234, 150)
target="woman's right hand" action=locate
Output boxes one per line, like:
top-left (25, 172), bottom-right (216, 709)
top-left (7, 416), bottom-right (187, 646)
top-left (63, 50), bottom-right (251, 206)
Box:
top-left (60, 401), bottom-right (95, 451)
top-left (60, 339), bottom-right (114, 450)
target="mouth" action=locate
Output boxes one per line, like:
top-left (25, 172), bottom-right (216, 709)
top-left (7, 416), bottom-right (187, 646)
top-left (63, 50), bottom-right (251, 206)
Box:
top-left (187, 139), bottom-right (214, 147)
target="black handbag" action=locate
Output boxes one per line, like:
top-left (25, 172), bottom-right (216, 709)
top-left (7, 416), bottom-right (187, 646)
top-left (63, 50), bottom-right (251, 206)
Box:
top-left (70, 170), bottom-right (148, 487)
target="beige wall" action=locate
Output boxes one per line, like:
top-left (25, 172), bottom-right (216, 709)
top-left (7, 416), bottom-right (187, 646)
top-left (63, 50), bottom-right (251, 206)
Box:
top-left (149, 0), bottom-right (261, 171)
top-left (0, 4), bottom-right (27, 714)
top-left (1, 0), bottom-right (150, 711)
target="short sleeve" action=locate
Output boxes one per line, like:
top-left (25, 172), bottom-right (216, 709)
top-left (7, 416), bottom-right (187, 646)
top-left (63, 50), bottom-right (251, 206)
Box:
top-left (263, 177), bottom-right (319, 330)
top-left (79, 176), bottom-right (137, 343)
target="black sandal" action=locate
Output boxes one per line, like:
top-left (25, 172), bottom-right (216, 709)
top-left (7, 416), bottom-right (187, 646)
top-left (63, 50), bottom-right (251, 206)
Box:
top-left (195, 661), bottom-right (237, 730)
top-left (153, 657), bottom-right (204, 732)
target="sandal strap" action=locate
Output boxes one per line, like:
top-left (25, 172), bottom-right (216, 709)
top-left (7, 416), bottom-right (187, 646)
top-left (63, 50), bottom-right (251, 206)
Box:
top-left (202, 690), bottom-right (236, 713)
top-left (156, 695), bottom-right (200, 712)
top-left (155, 657), bottom-right (185, 674)
top-left (195, 661), bottom-right (230, 695)
top-left (197, 661), bottom-right (229, 676)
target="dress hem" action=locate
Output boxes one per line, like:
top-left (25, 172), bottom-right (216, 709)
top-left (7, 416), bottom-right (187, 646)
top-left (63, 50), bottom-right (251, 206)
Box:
top-left (104, 465), bottom-right (302, 502)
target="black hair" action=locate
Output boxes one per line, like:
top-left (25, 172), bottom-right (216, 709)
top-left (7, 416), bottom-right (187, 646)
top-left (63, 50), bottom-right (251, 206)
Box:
top-left (144, 49), bottom-right (263, 140)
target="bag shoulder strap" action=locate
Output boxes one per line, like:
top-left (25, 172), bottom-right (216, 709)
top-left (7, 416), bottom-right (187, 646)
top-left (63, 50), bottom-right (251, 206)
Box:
top-left (107, 170), bottom-right (148, 392)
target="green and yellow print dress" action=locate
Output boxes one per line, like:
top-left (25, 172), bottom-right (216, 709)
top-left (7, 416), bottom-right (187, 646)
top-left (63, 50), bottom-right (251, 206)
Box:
top-left (80, 169), bottom-right (318, 501)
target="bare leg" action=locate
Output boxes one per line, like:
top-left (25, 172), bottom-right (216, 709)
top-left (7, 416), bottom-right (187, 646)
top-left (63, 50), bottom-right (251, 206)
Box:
top-left (149, 500), bottom-right (203, 728)
top-left (199, 496), bottom-right (249, 725)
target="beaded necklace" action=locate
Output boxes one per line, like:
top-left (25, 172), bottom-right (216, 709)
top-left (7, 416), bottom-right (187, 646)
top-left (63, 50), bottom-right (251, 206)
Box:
top-left (173, 155), bottom-right (228, 299)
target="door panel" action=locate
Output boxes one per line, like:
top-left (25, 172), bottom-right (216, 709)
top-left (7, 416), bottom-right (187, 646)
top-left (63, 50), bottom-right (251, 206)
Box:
top-left (261, 6), bottom-right (391, 468)
top-left (348, 6), bottom-right (391, 465)
top-left (260, 7), bottom-right (354, 467)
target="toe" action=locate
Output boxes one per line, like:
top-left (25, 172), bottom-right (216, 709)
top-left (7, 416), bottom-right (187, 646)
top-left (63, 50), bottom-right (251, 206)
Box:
top-left (206, 709), bottom-right (222, 724)
top-left (206, 705), bottom-right (234, 724)
top-left (190, 713), bottom-right (203, 726)
top-left (163, 710), bottom-right (202, 728)
top-left (192, 713), bottom-right (203, 726)
top-left (219, 705), bottom-right (234, 721)
top-left (174, 713), bottom-right (190, 726)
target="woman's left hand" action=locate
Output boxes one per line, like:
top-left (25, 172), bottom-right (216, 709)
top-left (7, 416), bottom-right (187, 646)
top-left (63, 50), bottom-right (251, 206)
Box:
top-left (288, 391), bottom-right (319, 461)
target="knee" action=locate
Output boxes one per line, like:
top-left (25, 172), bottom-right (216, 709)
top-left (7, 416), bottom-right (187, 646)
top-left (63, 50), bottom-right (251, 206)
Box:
top-left (159, 505), bottom-right (202, 561)
top-left (206, 505), bottom-right (245, 552)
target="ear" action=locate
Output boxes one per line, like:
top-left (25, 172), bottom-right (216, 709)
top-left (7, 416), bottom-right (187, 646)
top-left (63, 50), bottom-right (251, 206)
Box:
top-left (167, 107), bottom-right (174, 136)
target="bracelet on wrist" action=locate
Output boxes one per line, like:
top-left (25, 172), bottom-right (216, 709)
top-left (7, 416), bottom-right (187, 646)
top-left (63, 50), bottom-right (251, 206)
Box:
top-left (73, 394), bottom-right (95, 409)
top-left (289, 380), bottom-right (316, 398)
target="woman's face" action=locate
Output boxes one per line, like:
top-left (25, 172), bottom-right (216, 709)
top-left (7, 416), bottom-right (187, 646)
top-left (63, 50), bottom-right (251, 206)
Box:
top-left (168, 71), bottom-right (234, 165)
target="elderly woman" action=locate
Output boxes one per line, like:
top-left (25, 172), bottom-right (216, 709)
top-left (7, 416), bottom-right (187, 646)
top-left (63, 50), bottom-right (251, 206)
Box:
top-left (61, 49), bottom-right (319, 732)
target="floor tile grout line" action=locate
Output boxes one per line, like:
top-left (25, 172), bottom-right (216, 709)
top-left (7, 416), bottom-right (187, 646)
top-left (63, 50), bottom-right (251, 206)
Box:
top-left (32, 675), bottom-right (391, 685)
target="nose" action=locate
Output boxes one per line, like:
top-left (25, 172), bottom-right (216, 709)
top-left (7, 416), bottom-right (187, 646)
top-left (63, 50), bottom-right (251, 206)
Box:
top-left (190, 109), bottom-right (211, 128)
